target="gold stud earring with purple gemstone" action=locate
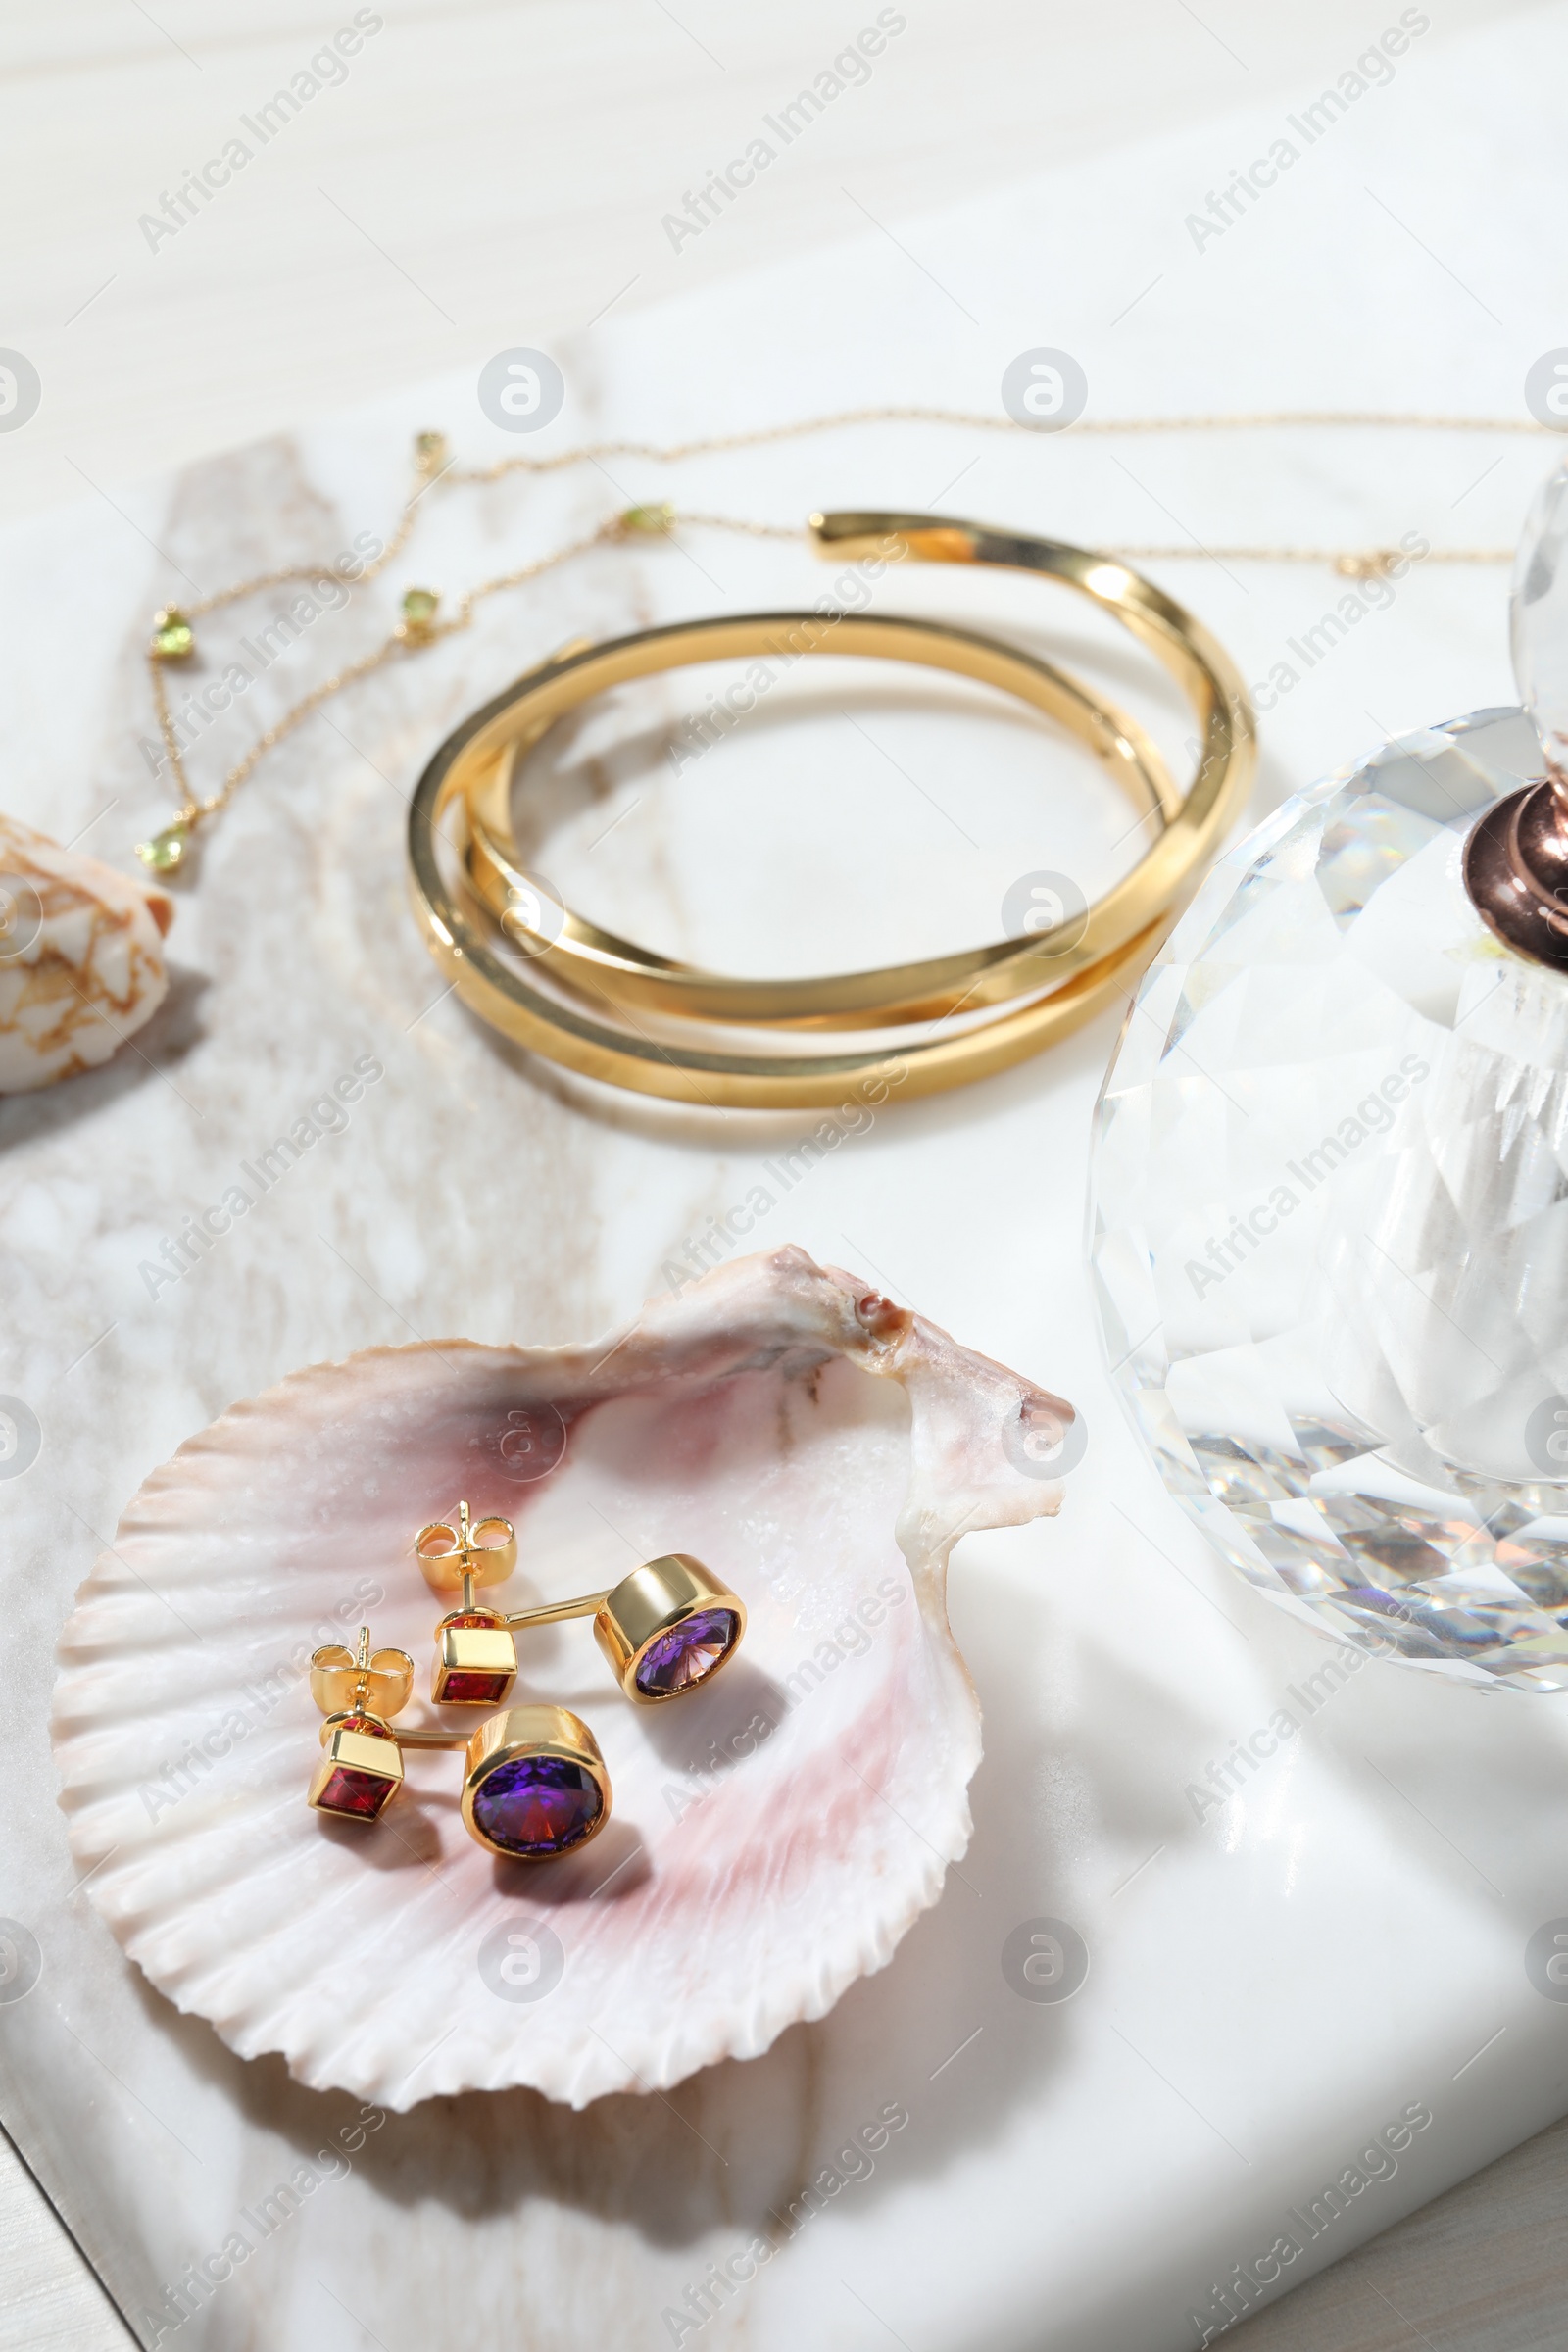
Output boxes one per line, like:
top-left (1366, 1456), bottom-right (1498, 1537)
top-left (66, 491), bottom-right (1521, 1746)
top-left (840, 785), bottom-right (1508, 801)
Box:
top-left (506, 1553), bottom-right (747, 1704)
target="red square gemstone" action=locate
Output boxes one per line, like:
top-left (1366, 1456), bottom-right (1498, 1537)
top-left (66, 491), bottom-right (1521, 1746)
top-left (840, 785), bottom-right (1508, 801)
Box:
top-left (439, 1670), bottom-right (513, 1704)
top-left (315, 1765), bottom-right (397, 1819)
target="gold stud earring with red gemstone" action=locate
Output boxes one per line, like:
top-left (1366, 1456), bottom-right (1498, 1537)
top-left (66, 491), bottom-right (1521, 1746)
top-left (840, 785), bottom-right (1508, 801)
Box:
top-left (414, 1500), bottom-right (520, 1706)
top-left (308, 1625), bottom-right (416, 1823)
top-left (505, 1554), bottom-right (747, 1704)
top-left (308, 1619), bottom-right (612, 1860)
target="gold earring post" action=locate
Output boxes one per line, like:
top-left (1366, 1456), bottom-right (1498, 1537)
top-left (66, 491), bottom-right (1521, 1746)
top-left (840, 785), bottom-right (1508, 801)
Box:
top-left (417, 1499), bottom-right (522, 1705)
top-left (504, 1589), bottom-right (613, 1631)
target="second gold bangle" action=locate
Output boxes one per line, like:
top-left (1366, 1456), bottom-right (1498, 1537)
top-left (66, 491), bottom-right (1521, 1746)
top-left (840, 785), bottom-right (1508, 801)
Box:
top-left (405, 511), bottom-right (1255, 1105)
top-left (462, 610), bottom-right (1182, 1029)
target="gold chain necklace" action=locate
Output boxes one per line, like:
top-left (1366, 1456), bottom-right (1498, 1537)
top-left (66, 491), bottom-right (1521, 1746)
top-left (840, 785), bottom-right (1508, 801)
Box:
top-left (135, 406), bottom-right (1542, 874)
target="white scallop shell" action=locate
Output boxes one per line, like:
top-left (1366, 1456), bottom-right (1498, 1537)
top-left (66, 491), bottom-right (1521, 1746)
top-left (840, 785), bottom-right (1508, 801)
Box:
top-left (51, 1247), bottom-right (1070, 2110)
top-left (0, 811), bottom-right (172, 1093)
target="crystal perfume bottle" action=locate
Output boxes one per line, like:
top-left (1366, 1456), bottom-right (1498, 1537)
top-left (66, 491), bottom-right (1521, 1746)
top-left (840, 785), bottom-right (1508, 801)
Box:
top-left (1090, 460), bottom-right (1568, 1690)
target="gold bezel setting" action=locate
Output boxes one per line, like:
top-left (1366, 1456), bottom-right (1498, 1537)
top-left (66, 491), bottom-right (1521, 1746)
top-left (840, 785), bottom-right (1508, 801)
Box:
top-left (460, 1704), bottom-right (612, 1859)
top-left (309, 1722), bottom-right (405, 1823)
top-left (594, 1554), bottom-right (747, 1703)
top-left (432, 1612), bottom-right (518, 1706)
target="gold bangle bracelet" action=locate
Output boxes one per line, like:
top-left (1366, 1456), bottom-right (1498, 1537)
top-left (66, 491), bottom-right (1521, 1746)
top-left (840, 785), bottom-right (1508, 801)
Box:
top-left (405, 513), bottom-right (1255, 1108)
top-left (456, 511), bottom-right (1252, 1025)
top-left (462, 609), bottom-right (1182, 1030)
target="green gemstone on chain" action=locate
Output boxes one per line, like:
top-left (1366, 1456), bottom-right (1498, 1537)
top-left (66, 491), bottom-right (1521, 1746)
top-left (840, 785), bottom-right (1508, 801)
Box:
top-left (620, 503), bottom-right (674, 535)
top-left (414, 430), bottom-right (449, 470)
top-left (150, 608), bottom-right (194, 661)
top-left (399, 587), bottom-right (440, 643)
top-left (135, 819), bottom-right (190, 874)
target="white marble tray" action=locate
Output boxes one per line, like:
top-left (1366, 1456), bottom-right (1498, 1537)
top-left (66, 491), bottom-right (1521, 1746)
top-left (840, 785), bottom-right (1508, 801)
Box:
top-left (5, 22), bottom-right (1568, 2346)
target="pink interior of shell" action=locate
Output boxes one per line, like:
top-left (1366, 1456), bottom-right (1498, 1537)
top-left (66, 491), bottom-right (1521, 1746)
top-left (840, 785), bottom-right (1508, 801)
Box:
top-left (52, 1249), bottom-right (1067, 2108)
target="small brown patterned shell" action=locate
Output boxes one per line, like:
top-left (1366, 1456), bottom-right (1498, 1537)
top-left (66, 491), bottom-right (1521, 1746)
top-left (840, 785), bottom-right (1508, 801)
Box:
top-left (0, 812), bottom-right (173, 1094)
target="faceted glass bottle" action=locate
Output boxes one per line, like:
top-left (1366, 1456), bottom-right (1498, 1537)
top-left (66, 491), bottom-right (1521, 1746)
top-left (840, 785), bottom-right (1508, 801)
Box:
top-left (1089, 461), bottom-right (1568, 1691)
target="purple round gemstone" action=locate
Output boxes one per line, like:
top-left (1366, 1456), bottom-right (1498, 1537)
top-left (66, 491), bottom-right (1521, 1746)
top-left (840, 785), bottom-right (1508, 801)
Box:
top-left (471, 1754), bottom-right (603, 1857)
top-left (634, 1607), bottom-right (739, 1697)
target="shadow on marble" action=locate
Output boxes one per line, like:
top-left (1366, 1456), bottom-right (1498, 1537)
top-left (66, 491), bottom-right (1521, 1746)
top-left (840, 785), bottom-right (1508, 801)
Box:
top-left (0, 969), bottom-right (211, 1155)
top-left (438, 948), bottom-right (1127, 1166)
top-left (1074, 1436), bottom-right (1568, 1991)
